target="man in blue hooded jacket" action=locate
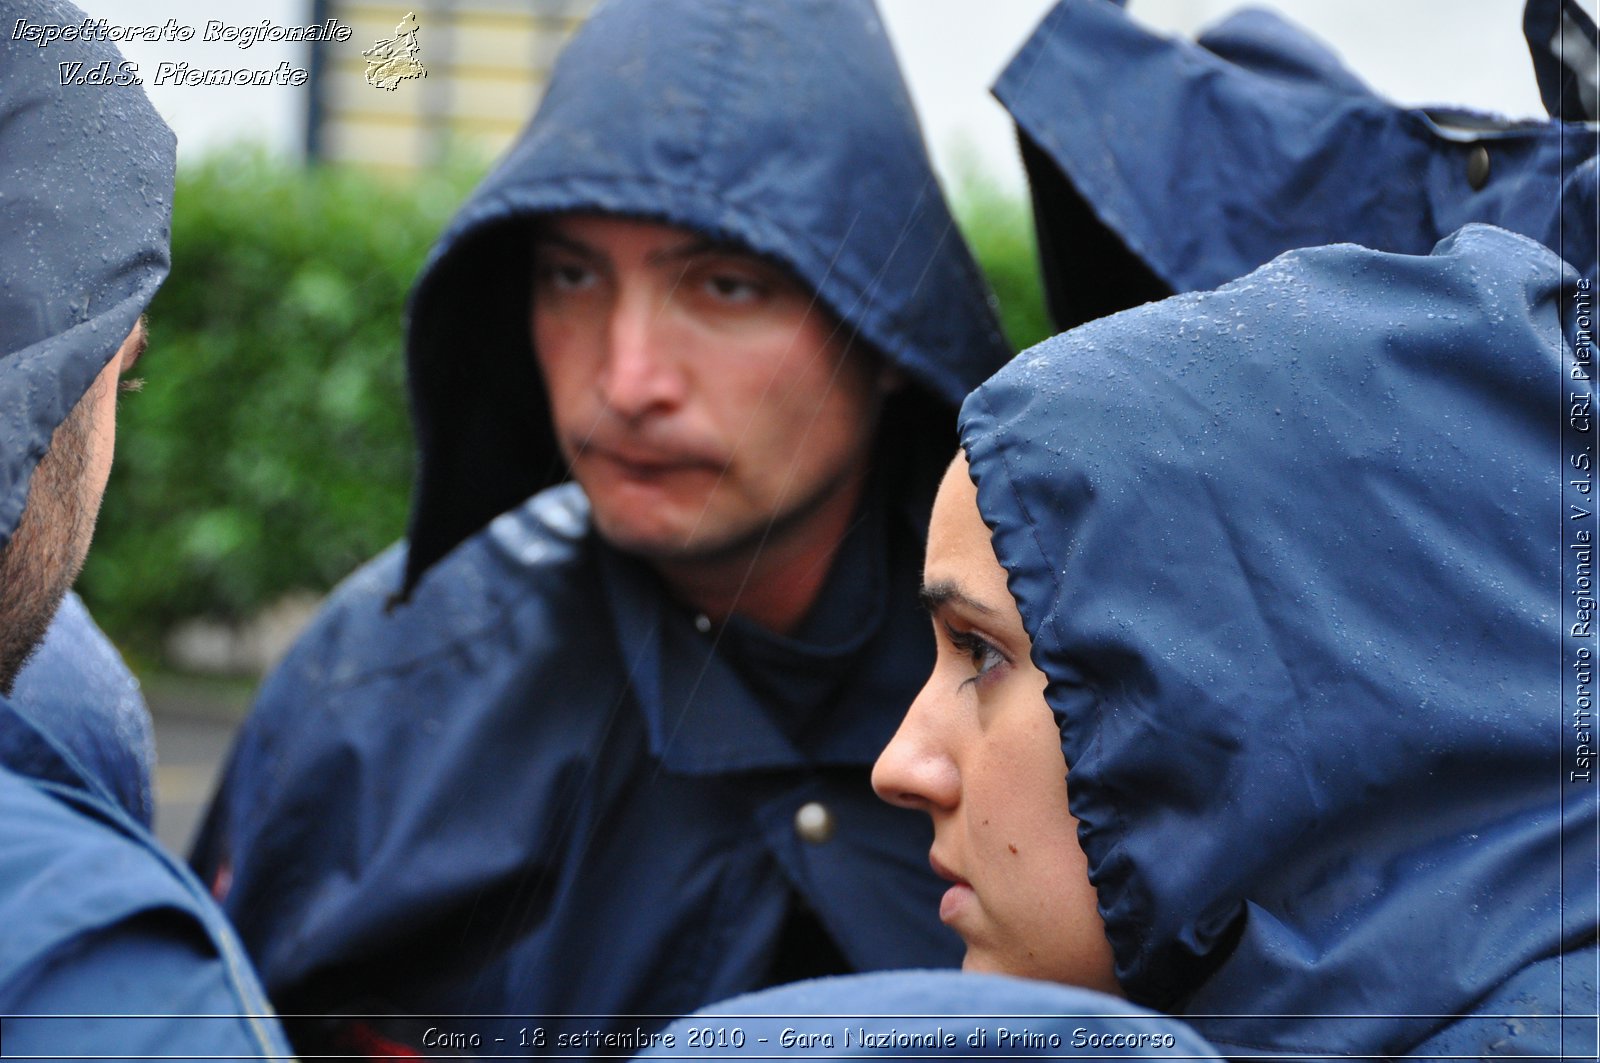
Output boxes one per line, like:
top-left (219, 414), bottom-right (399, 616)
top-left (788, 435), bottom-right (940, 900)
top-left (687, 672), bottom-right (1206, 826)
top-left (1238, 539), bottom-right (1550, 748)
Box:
top-left (194, 0), bottom-right (1011, 1054)
top-left (0, 1), bottom-right (291, 1056)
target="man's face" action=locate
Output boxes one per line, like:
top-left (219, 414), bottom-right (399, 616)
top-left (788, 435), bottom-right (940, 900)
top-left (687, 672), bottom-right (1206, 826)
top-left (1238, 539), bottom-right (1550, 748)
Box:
top-left (529, 214), bottom-right (887, 570)
top-left (0, 321), bottom-right (145, 693)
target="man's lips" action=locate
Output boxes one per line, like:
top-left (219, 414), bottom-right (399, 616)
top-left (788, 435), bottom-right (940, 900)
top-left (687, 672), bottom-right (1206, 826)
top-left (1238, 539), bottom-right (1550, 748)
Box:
top-left (576, 442), bottom-right (725, 477)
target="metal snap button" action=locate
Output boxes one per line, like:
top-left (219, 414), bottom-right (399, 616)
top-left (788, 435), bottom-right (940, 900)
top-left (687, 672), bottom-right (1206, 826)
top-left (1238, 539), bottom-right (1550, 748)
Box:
top-left (1466, 145), bottom-right (1490, 191)
top-left (794, 801), bottom-right (836, 844)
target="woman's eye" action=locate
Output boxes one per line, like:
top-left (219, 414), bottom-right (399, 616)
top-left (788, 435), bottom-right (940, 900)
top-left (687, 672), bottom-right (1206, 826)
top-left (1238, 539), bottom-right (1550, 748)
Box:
top-left (946, 625), bottom-right (1007, 685)
top-left (968, 637), bottom-right (1004, 677)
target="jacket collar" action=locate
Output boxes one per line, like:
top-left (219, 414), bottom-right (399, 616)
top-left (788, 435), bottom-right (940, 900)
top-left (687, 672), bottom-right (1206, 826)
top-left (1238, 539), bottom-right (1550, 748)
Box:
top-left (597, 490), bottom-right (926, 775)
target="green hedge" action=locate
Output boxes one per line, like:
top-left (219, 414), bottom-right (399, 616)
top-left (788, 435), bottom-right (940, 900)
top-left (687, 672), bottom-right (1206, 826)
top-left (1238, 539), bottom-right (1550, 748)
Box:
top-left (951, 163), bottom-right (1051, 353)
top-left (79, 153), bottom-right (1046, 662)
top-left (79, 154), bottom-right (476, 658)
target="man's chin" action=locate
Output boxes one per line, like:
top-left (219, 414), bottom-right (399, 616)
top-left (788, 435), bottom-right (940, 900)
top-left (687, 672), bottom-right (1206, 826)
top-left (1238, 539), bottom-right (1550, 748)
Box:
top-left (0, 362), bottom-right (109, 694)
top-left (0, 510), bottom-right (86, 693)
top-left (589, 508), bottom-right (747, 566)
top-left (0, 480), bottom-right (96, 695)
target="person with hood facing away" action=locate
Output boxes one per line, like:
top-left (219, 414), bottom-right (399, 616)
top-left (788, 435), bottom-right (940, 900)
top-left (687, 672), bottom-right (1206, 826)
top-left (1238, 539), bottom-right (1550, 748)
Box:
top-left (647, 224), bottom-right (1599, 1059)
top-left (194, 0), bottom-right (1011, 1054)
top-left (995, 0), bottom-right (1598, 331)
top-left (0, 2), bottom-right (292, 1056)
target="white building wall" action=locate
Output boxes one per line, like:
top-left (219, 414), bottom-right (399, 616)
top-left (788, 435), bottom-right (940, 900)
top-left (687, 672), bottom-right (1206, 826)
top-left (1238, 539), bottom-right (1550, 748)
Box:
top-left (66, 0), bottom-right (1596, 186)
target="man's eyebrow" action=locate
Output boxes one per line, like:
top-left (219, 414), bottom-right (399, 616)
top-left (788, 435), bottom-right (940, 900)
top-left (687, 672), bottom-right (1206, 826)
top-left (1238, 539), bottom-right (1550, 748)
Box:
top-left (124, 316), bottom-right (150, 370)
top-left (919, 579), bottom-right (1000, 618)
top-left (651, 237), bottom-right (756, 265)
top-left (530, 231), bottom-right (604, 261)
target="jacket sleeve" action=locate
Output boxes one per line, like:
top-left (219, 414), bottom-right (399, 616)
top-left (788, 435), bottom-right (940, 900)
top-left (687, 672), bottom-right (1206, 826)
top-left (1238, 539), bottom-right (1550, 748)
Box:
top-left (189, 544), bottom-right (411, 894)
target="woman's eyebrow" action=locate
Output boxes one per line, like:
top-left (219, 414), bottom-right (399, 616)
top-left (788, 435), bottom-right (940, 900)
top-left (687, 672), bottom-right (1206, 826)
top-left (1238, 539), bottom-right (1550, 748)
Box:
top-left (919, 579), bottom-right (1000, 618)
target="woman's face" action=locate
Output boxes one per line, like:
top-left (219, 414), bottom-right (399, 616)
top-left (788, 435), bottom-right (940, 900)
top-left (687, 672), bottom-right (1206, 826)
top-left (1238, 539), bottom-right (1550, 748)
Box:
top-left (872, 453), bottom-right (1118, 994)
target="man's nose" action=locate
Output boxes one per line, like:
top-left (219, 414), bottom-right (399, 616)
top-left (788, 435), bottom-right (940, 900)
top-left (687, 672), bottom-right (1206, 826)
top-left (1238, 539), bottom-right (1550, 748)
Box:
top-left (597, 292), bottom-right (686, 420)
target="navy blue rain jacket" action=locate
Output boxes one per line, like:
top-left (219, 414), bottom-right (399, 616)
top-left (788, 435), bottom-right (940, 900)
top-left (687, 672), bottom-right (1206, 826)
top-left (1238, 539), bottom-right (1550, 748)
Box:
top-left (996, 0), bottom-right (1599, 330)
top-left (0, 3), bottom-right (290, 1055)
top-left (959, 225), bottom-right (1599, 1057)
top-left (0, 699), bottom-right (291, 1056)
top-left (12, 593), bottom-right (156, 827)
top-left (194, 0), bottom-right (1011, 1052)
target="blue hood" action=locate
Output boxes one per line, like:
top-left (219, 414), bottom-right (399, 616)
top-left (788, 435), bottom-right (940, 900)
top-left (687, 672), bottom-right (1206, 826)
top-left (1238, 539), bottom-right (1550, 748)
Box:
top-left (995, 0), bottom-right (1599, 330)
top-left (959, 225), bottom-right (1597, 1055)
top-left (644, 970), bottom-right (1226, 1059)
top-left (0, 0), bottom-right (175, 549)
top-left (399, 0), bottom-right (1009, 595)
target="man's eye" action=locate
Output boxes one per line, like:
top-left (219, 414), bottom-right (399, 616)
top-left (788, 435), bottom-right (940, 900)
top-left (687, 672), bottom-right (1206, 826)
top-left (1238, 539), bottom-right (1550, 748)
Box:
top-left (703, 273), bottom-right (763, 303)
top-left (535, 262), bottom-right (595, 293)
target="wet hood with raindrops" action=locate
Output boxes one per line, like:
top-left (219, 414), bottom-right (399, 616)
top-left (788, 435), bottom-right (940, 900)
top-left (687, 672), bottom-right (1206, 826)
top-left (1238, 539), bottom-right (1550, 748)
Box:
top-left (0, 0), bottom-right (175, 550)
top-left (996, 0), bottom-right (1599, 332)
top-left (959, 225), bottom-right (1598, 1057)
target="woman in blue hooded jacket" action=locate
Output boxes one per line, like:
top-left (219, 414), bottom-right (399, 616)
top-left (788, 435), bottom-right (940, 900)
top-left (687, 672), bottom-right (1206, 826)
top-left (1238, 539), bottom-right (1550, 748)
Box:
top-left (654, 224), bottom-right (1598, 1059)
top-left (879, 223), bottom-right (1598, 1057)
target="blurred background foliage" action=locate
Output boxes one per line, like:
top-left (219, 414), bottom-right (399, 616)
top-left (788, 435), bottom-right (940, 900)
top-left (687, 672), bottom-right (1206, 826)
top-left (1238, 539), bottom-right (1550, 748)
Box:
top-left (78, 151), bottom-right (1048, 667)
top-left (950, 159), bottom-right (1052, 354)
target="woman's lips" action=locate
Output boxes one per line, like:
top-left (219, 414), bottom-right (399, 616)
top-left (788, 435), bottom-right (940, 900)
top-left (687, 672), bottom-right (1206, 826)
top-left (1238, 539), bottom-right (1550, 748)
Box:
top-left (929, 852), bottom-right (965, 884)
top-left (939, 882), bottom-right (975, 923)
top-left (930, 852), bottom-right (972, 924)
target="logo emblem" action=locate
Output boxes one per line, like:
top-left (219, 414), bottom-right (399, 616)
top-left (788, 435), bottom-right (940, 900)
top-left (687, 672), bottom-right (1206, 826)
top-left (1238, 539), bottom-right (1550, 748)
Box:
top-left (363, 12), bottom-right (426, 91)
